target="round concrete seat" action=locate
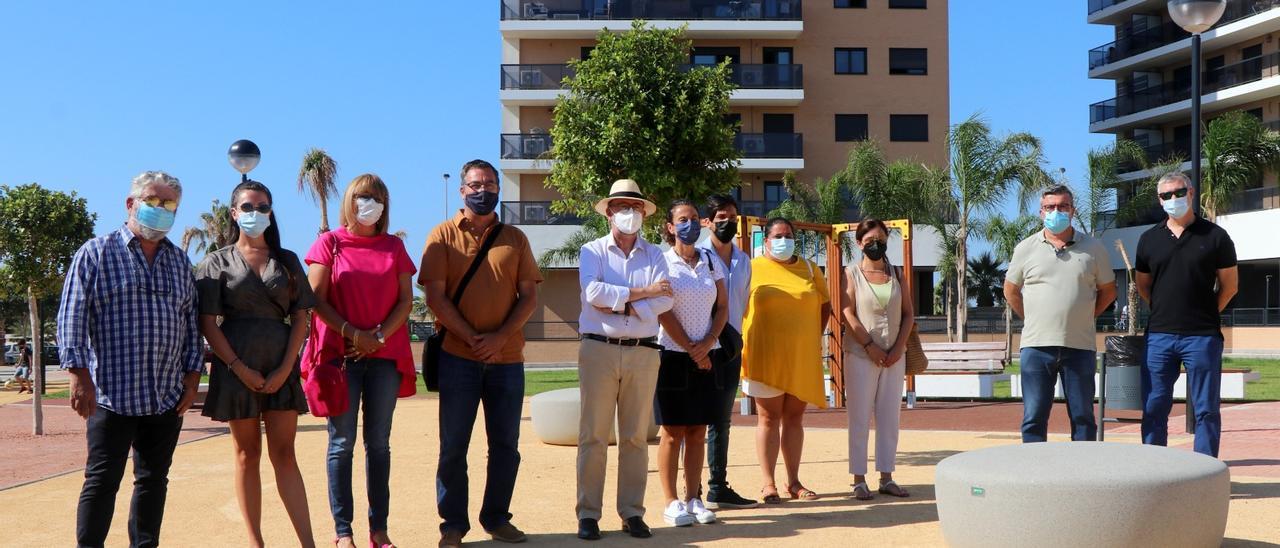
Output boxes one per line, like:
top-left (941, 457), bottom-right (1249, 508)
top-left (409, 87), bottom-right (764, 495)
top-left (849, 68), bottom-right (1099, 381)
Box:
top-left (529, 387), bottom-right (659, 446)
top-left (936, 442), bottom-right (1228, 548)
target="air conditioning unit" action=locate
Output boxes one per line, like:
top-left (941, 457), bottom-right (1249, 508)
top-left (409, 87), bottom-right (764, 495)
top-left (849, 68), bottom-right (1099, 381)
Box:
top-left (520, 68), bottom-right (543, 88)
top-left (523, 137), bottom-right (548, 158)
top-left (523, 2), bottom-right (549, 19)
top-left (524, 203), bottom-right (549, 223)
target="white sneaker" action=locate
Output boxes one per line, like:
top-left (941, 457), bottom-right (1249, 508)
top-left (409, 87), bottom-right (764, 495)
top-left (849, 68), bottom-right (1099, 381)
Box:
top-left (686, 498), bottom-right (717, 524)
top-left (663, 500), bottom-right (695, 527)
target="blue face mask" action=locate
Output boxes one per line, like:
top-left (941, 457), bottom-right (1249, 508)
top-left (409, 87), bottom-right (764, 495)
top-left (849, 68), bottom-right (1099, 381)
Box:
top-left (136, 203), bottom-right (176, 233)
top-left (1043, 210), bottom-right (1071, 234)
top-left (237, 210), bottom-right (271, 238)
top-left (1162, 196), bottom-right (1189, 218)
top-left (770, 237), bottom-right (796, 261)
top-left (675, 220), bottom-right (700, 245)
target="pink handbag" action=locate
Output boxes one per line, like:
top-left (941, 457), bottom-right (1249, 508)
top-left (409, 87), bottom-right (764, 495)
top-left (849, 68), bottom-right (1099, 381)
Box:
top-left (302, 358), bottom-right (349, 418)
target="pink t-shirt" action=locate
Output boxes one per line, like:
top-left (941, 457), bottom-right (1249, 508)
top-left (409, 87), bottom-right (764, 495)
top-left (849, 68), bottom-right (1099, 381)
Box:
top-left (303, 227), bottom-right (418, 397)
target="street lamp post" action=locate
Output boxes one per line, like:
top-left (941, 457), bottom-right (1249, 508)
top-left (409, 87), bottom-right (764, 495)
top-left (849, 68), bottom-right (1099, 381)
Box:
top-left (442, 173), bottom-right (451, 220)
top-left (1168, 0), bottom-right (1227, 217)
top-left (227, 139), bottom-right (261, 183)
top-left (1267, 274), bottom-right (1274, 326)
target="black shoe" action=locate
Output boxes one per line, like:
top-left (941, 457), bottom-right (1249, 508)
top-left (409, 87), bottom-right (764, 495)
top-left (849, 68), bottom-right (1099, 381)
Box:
top-left (706, 486), bottom-right (759, 509)
top-left (577, 518), bottom-right (601, 540)
top-left (621, 516), bottom-right (652, 539)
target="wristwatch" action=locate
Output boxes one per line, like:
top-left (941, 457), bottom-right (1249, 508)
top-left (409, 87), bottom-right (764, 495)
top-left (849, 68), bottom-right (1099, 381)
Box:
top-left (374, 329), bottom-right (386, 345)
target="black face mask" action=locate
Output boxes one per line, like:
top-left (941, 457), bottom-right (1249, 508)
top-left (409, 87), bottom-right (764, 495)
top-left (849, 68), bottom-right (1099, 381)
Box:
top-left (465, 190), bottom-right (499, 216)
top-left (863, 240), bottom-right (887, 261)
top-left (713, 219), bottom-right (738, 243)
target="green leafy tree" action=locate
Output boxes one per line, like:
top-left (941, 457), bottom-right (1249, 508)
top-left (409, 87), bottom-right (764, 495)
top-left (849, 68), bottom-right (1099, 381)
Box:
top-left (298, 148), bottom-right (339, 234)
top-left (540, 21), bottom-right (739, 265)
top-left (180, 199), bottom-right (235, 256)
top-left (838, 141), bottom-right (950, 226)
top-left (1201, 110), bottom-right (1280, 220)
top-left (981, 214), bottom-right (1039, 359)
top-left (0, 184), bottom-right (96, 434)
top-left (965, 252), bottom-right (1005, 308)
top-left (946, 114), bottom-right (1046, 341)
top-left (769, 171), bottom-right (855, 259)
top-left (1082, 139), bottom-right (1147, 233)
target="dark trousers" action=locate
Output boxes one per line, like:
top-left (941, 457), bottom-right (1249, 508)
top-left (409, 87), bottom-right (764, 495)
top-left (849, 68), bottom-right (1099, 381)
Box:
top-left (1142, 333), bottom-right (1223, 457)
top-left (436, 350), bottom-right (525, 535)
top-left (76, 406), bottom-right (183, 548)
top-left (706, 354), bottom-right (741, 493)
top-left (1020, 346), bottom-right (1097, 443)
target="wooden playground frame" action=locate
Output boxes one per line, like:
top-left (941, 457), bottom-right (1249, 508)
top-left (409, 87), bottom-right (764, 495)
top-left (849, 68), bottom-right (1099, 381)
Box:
top-left (735, 216), bottom-right (915, 408)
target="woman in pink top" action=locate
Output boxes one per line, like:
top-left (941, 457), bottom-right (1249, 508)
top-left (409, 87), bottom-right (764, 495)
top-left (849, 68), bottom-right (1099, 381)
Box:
top-left (304, 173), bottom-right (416, 548)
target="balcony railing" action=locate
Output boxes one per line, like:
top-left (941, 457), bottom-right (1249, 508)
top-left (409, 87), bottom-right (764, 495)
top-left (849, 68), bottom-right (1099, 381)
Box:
top-left (684, 63), bottom-right (803, 89)
top-left (1091, 52), bottom-right (1280, 124)
top-left (501, 0), bottom-right (803, 21)
top-left (1117, 139), bottom-right (1192, 172)
top-left (500, 64), bottom-right (575, 90)
top-left (1089, 0), bottom-right (1280, 69)
top-left (1227, 185), bottom-right (1280, 213)
top-left (735, 132), bottom-right (803, 158)
top-left (501, 133), bottom-right (554, 160)
top-left (503, 63), bottom-right (803, 90)
top-left (1087, 0), bottom-right (1124, 15)
top-left (500, 201), bottom-right (584, 225)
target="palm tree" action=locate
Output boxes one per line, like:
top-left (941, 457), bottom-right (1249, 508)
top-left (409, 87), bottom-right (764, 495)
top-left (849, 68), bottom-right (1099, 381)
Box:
top-left (1082, 139), bottom-right (1147, 234)
top-left (965, 252), bottom-right (1005, 308)
top-left (1201, 110), bottom-right (1280, 220)
top-left (946, 114), bottom-right (1047, 341)
top-left (771, 171), bottom-right (857, 259)
top-left (181, 200), bottom-right (234, 256)
top-left (981, 214), bottom-right (1039, 360)
top-left (298, 148), bottom-right (339, 234)
top-left (539, 216), bottom-right (609, 268)
top-left (839, 140), bottom-right (951, 226)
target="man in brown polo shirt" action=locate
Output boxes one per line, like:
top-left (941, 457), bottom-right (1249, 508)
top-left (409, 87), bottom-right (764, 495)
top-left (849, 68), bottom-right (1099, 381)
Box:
top-left (421, 159), bottom-right (542, 547)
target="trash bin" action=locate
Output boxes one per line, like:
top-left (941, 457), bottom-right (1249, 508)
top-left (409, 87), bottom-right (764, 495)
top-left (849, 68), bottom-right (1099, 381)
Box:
top-left (1099, 335), bottom-right (1145, 441)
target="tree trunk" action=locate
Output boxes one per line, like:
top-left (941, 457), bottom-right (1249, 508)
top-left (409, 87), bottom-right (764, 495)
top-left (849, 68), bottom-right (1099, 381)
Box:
top-left (955, 231), bottom-right (969, 342)
top-left (945, 279), bottom-right (954, 342)
top-left (1127, 274), bottom-right (1139, 337)
top-left (28, 286), bottom-right (43, 436)
top-left (319, 194), bottom-right (330, 234)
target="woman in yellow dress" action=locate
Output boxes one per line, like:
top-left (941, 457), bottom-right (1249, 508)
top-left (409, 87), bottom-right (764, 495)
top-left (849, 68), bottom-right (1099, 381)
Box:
top-left (740, 217), bottom-right (831, 503)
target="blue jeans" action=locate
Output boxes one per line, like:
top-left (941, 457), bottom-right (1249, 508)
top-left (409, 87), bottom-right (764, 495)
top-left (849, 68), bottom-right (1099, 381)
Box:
top-left (326, 358), bottom-right (401, 538)
top-left (1020, 347), bottom-right (1097, 443)
top-left (1142, 333), bottom-right (1223, 457)
top-left (436, 351), bottom-right (524, 535)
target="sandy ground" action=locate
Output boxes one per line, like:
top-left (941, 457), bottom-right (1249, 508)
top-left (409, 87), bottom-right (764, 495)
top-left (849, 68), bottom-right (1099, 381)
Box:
top-left (2, 396), bottom-right (1277, 547)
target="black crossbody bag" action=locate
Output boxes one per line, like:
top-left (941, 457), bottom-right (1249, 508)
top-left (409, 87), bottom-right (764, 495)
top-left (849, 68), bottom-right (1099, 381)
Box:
top-left (424, 224), bottom-right (504, 392)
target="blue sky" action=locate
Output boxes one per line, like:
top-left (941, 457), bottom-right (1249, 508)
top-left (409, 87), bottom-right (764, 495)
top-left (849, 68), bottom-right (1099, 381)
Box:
top-left (0, 1), bottom-right (1117, 262)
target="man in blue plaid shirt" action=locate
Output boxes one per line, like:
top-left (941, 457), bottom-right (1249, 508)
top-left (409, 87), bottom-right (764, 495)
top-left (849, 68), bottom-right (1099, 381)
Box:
top-left (58, 171), bottom-right (204, 548)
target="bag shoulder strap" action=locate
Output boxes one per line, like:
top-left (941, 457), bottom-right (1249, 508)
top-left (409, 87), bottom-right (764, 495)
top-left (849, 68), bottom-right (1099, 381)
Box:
top-left (450, 223), bottom-right (505, 308)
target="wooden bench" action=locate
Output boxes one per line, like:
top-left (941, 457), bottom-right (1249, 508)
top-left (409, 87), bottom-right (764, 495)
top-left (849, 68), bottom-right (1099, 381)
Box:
top-left (905, 341), bottom-right (1009, 406)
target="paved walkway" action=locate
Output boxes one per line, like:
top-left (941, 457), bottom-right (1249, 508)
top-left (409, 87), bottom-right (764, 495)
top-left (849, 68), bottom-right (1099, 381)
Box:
top-left (1, 395), bottom-right (1277, 546)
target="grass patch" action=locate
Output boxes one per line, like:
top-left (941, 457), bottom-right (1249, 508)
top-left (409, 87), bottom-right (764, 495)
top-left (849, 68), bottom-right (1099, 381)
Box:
top-left (990, 358), bottom-right (1280, 401)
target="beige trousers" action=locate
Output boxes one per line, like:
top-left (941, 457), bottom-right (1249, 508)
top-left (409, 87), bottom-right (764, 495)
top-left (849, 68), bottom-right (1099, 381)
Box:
top-left (575, 338), bottom-right (661, 521)
top-left (845, 351), bottom-right (905, 475)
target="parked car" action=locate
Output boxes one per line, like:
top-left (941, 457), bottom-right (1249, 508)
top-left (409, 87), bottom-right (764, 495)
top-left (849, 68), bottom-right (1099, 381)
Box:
top-left (4, 343), bottom-right (60, 366)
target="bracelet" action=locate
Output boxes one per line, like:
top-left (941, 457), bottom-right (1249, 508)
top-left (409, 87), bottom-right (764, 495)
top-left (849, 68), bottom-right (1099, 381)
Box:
top-left (340, 321), bottom-right (350, 338)
top-left (230, 358), bottom-right (243, 372)
top-left (861, 340), bottom-right (873, 349)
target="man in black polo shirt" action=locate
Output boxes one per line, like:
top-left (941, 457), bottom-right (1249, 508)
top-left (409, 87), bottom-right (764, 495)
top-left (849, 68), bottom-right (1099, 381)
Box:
top-left (1135, 172), bottom-right (1238, 457)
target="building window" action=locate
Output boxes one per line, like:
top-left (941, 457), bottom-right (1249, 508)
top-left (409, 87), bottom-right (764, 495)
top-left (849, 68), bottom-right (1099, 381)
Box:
top-left (764, 181), bottom-right (789, 213)
top-left (890, 115), bottom-right (929, 142)
top-left (835, 114), bottom-right (869, 142)
top-left (835, 48), bottom-right (867, 75)
top-left (889, 0), bottom-right (927, 8)
top-left (889, 48), bottom-right (928, 75)
top-left (835, 0), bottom-right (867, 7)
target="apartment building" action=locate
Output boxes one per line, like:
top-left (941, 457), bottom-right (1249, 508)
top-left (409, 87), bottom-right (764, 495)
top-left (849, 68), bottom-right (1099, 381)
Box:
top-left (498, 0), bottom-right (950, 340)
top-left (1089, 0), bottom-right (1280, 321)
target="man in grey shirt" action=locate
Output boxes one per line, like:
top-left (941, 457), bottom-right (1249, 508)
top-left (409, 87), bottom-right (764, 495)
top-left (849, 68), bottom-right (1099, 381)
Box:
top-left (1004, 185), bottom-right (1117, 442)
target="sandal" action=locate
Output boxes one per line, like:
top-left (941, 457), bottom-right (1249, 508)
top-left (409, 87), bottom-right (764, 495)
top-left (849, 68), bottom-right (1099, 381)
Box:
top-left (761, 485), bottom-right (783, 504)
top-left (852, 482), bottom-right (873, 501)
top-left (786, 484), bottom-right (820, 500)
top-left (878, 480), bottom-right (910, 498)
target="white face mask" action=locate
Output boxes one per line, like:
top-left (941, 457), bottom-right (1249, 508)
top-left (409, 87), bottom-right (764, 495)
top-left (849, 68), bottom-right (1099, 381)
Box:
top-left (355, 197), bottom-right (384, 227)
top-left (612, 208), bottom-right (643, 235)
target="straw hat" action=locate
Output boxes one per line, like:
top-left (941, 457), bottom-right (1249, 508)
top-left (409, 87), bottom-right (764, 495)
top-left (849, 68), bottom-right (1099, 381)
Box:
top-left (593, 179), bottom-right (658, 217)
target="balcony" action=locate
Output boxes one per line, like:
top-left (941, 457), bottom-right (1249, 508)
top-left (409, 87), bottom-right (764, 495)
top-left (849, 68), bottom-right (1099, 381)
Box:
top-left (1228, 186), bottom-right (1280, 213)
top-left (498, 132), bottom-right (802, 174)
top-left (500, 63), bottom-right (804, 105)
top-left (499, 0), bottom-right (804, 39)
top-left (1116, 139), bottom-right (1192, 173)
top-left (1089, 0), bottom-right (1279, 71)
top-left (501, 201), bottom-right (584, 225)
top-left (1090, 52), bottom-right (1280, 130)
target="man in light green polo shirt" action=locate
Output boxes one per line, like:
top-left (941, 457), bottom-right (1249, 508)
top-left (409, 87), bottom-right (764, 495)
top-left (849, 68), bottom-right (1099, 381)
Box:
top-left (1004, 185), bottom-right (1117, 443)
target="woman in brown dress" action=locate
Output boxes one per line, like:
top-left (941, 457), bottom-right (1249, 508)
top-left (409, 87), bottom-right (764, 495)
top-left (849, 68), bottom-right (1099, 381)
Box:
top-left (197, 180), bottom-right (317, 547)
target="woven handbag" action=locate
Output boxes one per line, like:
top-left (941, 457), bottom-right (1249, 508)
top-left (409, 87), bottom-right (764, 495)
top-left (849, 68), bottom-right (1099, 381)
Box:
top-left (904, 324), bottom-right (929, 375)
